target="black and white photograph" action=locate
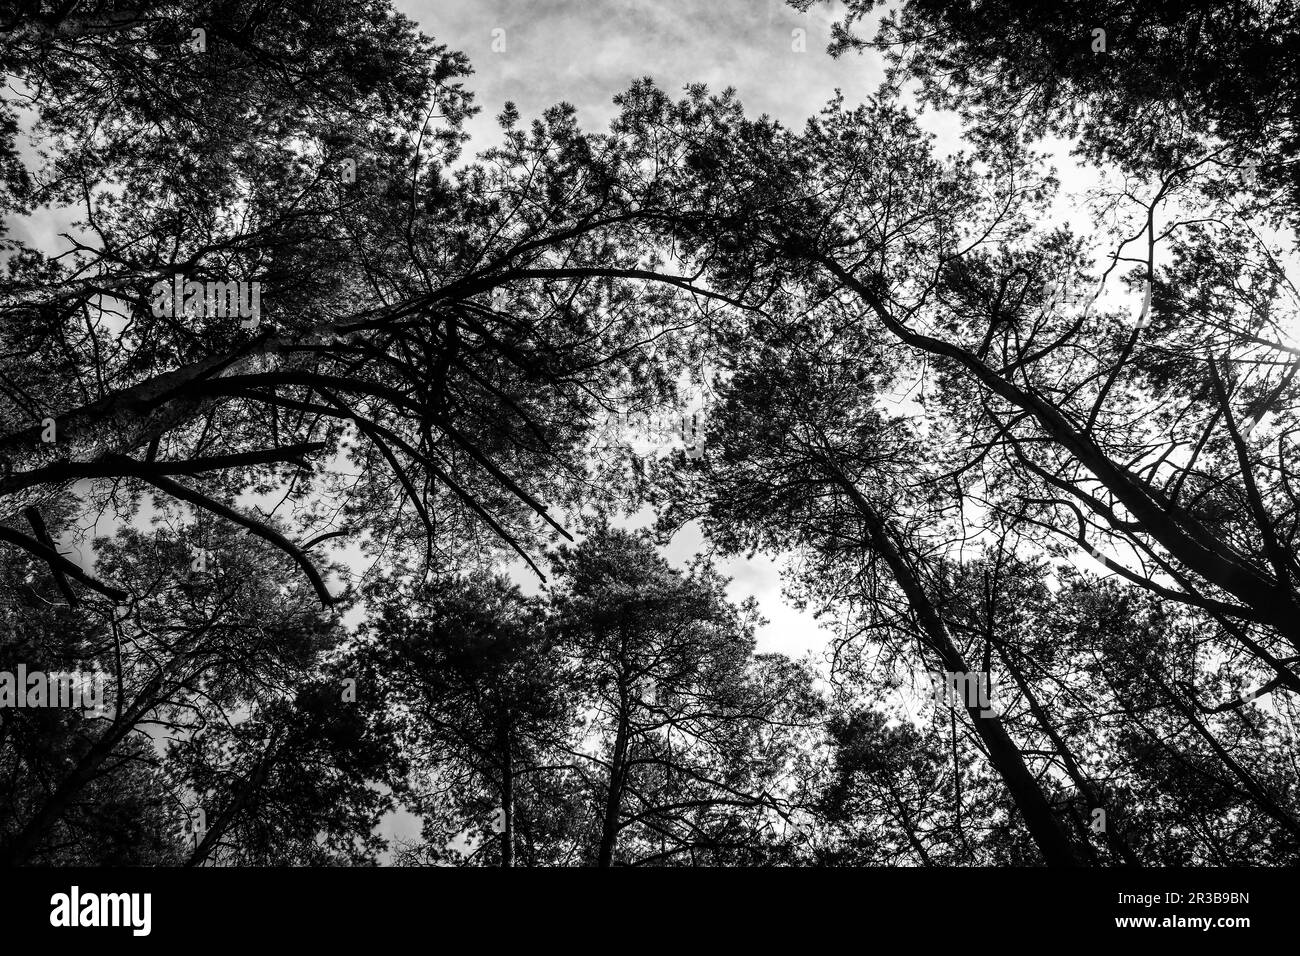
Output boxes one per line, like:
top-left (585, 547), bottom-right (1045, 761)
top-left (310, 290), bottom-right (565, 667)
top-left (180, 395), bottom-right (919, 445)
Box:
top-left (0, 0), bottom-right (1291, 940)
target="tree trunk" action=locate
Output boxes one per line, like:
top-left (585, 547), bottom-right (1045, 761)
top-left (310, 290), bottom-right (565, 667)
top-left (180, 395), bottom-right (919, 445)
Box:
top-left (598, 700), bottom-right (632, 867)
top-left (186, 731), bottom-right (282, 867)
top-left (0, 313), bottom-right (374, 521)
top-left (822, 459), bottom-right (1081, 866)
top-left (999, 647), bottom-right (1140, 865)
top-left (499, 721), bottom-right (514, 868)
top-left (1, 672), bottom-right (164, 865)
top-left (815, 253), bottom-right (1300, 648)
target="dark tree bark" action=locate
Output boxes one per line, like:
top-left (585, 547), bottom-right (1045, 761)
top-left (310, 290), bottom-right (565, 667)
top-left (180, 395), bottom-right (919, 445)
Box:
top-left (597, 691), bottom-right (633, 868)
top-left (819, 456), bottom-right (1081, 866)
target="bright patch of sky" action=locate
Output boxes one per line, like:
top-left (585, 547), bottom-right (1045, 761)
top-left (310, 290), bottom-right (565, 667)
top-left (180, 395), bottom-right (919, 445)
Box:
top-left (403, 0), bottom-right (877, 139)
top-left (390, 0), bottom-right (895, 663)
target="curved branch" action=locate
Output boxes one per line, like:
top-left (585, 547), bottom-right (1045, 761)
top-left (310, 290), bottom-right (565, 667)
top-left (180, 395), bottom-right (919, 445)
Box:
top-left (0, 526), bottom-right (128, 601)
top-left (118, 463), bottom-right (335, 608)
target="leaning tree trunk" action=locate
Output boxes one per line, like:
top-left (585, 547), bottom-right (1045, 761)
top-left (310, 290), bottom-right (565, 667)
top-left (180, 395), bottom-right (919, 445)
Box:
top-left (186, 730), bottom-right (283, 867)
top-left (598, 698), bottom-right (632, 868)
top-left (822, 458), bottom-right (1081, 866)
top-left (813, 253), bottom-right (1300, 651)
top-left (1, 671), bottom-right (166, 865)
top-left (498, 720), bottom-right (515, 868)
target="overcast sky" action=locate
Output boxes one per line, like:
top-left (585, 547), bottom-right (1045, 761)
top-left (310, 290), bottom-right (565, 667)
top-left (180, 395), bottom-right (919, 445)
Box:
top-left (385, 0), bottom-right (900, 662)
top-left (13, 0), bottom-right (1100, 664)
top-left (369, 1), bottom-right (887, 854)
top-left (8, 0), bottom-right (1121, 858)
top-left (402, 0), bottom-right (877, 139)
top-left (378, 0), bottom-right (1120, 668)
top-left (382, 5), bottom-right (1158, 673)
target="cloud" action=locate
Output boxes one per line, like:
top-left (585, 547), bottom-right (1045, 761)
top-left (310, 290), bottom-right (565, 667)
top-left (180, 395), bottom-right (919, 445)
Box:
top-left (403, 0), bottom-right (878, 146)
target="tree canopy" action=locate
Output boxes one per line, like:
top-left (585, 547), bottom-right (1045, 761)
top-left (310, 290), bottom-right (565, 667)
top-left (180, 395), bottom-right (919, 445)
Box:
top-left (2, 0), bottom-right (1298, 868)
